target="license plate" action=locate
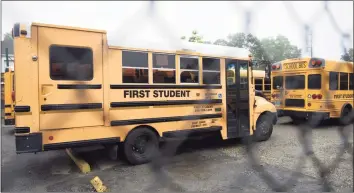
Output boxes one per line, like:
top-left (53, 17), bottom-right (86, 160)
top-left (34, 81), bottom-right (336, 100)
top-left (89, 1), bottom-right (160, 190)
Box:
top-left (283, 62), bottom-right (307, 69)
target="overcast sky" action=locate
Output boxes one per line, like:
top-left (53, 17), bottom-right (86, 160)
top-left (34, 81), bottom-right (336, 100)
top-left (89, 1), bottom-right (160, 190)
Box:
top-left (2, 1), bottom-right (353, 60)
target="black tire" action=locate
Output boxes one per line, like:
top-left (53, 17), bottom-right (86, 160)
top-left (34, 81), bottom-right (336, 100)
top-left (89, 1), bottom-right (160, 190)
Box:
top-left (254, 112), bottom-right (274, 142)
top-left (339, 106), bottom-right (352, 126)
top-left (123, 127), bottom-right (159, 165)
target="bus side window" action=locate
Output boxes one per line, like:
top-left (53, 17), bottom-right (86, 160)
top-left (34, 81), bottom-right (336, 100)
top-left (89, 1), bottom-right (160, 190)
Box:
top-left (50, 45), bottom-right (93, 81)
top-left (255, 78), bottom-right (263, 90)
top-left (202, 57), bottom-right (220, 84)
top-left (339, 72), bottom-right (348, 90)
top-left (122, 51), bottom-right (148, 83)
top-left (153, 53), bottom-right (176, 84)
top-left (180, 56), bottom-right (199, 83)
top-left (350, 73), bottom-right (354, 90)
top-left (264, 78), bottom-right (271, 91)
top-left (329, 72), bottom-right (338, 90)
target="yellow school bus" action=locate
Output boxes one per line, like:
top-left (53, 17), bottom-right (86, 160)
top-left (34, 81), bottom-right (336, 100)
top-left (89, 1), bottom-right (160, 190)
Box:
top-left (12, 22), bottom-right (277, 165)
top-left (254, 74), bottom-right (271, 101)
top-left (4, 68), bottom-right (15, 125)
top-left (271, 57), bottom-right (353, 125)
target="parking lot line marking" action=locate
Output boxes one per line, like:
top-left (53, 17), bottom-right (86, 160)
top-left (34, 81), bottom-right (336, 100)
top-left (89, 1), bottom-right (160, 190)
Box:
top-left (90, 176), bottom-right (108, 192)
top-left (65, 148), bottom-right (91, 174)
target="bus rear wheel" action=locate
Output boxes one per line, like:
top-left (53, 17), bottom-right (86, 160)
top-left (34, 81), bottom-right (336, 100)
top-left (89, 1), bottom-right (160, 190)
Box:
top-left (254, 112), bottom-right (273, 142)
top-left (123, 127), bottom-right (159, 165)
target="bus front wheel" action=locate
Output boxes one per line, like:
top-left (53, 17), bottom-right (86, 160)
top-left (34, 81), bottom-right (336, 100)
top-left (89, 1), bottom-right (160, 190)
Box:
top-left (123, 127), bottom-right (159, 165)
top-left (254, 112), bottom-right (273, 142)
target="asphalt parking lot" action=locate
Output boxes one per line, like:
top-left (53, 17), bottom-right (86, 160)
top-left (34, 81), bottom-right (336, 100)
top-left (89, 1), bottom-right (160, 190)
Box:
top-left (1, 117), bottom-right (353, 192)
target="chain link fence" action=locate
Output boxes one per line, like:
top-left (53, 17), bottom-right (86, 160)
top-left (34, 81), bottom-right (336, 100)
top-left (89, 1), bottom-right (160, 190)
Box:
top-left (33, 1), bottom-right (353, 192)
top-left (104, 1), bottom-right (354, 192)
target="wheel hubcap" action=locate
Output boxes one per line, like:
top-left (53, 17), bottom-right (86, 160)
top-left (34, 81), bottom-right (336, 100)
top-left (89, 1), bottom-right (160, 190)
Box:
top-left (132, 135), bottom-right (149, 154)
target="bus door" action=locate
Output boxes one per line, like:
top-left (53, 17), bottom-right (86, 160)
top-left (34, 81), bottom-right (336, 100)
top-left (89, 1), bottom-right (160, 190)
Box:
top-left (283, 73), bottom-right (307, 110)
top-left (226, 59), bottom-right (250, 138)
top-left (38, 26), bottom-right (104, 130)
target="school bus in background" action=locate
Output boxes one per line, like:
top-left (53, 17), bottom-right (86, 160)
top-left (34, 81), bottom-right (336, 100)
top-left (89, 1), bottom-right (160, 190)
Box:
top-left (254, 72), bottom-right (271, 101)
top-left (4, 68), bottom-right (15, 125)
top-left (271, 57), bottom-right (353, 125)
top-left (228, 69), bottom-right (269, 100)
top-left (12, 22), bottom-right (277, 165)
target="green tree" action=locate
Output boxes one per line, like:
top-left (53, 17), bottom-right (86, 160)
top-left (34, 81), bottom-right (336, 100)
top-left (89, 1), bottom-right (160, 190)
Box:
top-left (260, 35), bottom-right (301, 62)
top-left (340, 48), bottom-right (353, 62)
top-left (181, 30), bottom-right (210, 44)
top-left (213, 33), bottom-right (301, 69)
top-left (213, 39), bottom-right (228, 46)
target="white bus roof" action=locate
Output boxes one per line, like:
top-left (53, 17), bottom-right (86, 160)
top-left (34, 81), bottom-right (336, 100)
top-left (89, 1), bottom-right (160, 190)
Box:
top-left (108, 39), bottom-right (250, 59)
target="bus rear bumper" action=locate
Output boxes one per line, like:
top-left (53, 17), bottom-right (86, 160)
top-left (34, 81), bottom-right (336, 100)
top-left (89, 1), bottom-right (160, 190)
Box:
top-left (15, 133), bottom-right (43, 154)
top-left (15, 132), bottom-right (121, 154)
top-left (277, 110), bottom-right (330, 120)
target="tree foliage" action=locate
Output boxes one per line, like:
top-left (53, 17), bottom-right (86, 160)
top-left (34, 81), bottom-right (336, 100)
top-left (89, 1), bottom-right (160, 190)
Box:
top-left (185, 30), bottom-right (302, 70)
top-left (340, 48), bottom-right (353, 62)
top-left (181, 30), bottom-right (210, 44)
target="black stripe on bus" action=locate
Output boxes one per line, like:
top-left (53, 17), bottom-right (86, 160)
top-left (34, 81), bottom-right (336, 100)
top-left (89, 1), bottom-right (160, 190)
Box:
top-left (162, 126), bottom-right (222, 138)
top-left (4, 104), bottom-right (11, 108)
top-left (111, 113), bottom-right (222, 126)
top-left (41, 103), bottom-right (102, 111)
top-left (110, 99), bottom-right (222, 108)
top-left (14, 106), bottom-right (31, 112)
top-left (110, 85), bottom-right (222, 89)
top-left (43, 137), bottom-right (121, 151)
top-left (15, 127), bottom-right (30, 134)
top-left (57, 84), bottom-right (102, 89)
top-left (5, 113), bottom-right (12, 116)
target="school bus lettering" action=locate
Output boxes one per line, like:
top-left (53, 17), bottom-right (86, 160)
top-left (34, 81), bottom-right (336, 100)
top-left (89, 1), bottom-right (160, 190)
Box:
top-left (283, 61), bottom-right (307, 69)
top-left (289, 95), bottom-right (302, 98)
top-left (334, 94), bottom-right (353, 99)
top-left (191, 120), bottom-right (208, 128)
top-left (123, 90), bottom-right (191, 98)
top-left (194, 105), bottom-right (213, 113)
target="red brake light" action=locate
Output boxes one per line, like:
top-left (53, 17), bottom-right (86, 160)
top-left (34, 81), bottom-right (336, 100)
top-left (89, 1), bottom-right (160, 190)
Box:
top-left (317, 94), bottom-right (322, 99)
top-left (272, 65), bottom-right (276, 69)
top-left (311, 60), bottom-right (322, 66)
top-left (312, 94), bottom-right (317, 99)
top-left (11, 91), bottom-right (15, 102)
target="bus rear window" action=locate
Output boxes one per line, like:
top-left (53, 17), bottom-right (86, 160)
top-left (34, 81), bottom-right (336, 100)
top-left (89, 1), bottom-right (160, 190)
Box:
top-left (50, 45), bottom-right (93, 81)
top-left (285, 75), bottom-right (305, 89)
top-left (308, 74), bottom-right (321, 89)
top-left (272, 76), bottom-right (283, 89)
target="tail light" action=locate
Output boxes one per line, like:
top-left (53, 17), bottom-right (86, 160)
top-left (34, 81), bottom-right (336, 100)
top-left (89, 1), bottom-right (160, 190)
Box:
top-left (308, 103), bottom-right (311, 107)
top-left (272, 94), bottom-right (280, 98)
top-left (311, 94), bottom-right (322, 100)
top-left (272, 65), bottom-right (276, 70)
top-left (311, 60), bottom-right (322, 66)
top-left (11, 91), bottom-right (15, 102)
